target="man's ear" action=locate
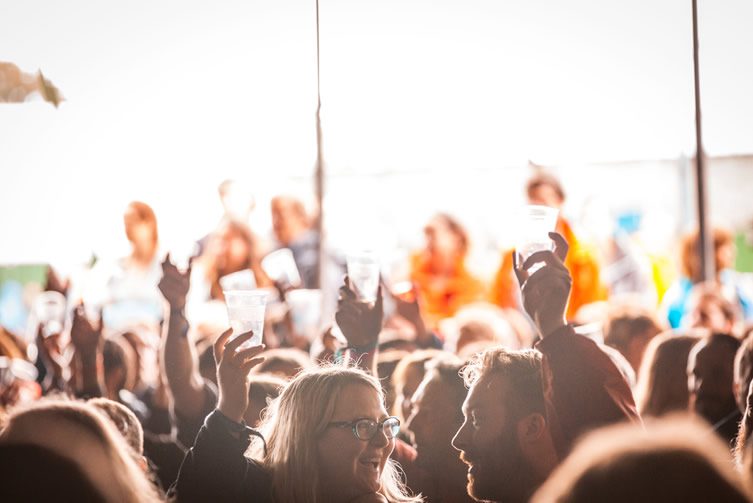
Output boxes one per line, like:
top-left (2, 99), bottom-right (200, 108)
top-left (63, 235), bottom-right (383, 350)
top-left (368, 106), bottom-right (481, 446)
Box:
top-left (516, 412), bottom-right (548, 444)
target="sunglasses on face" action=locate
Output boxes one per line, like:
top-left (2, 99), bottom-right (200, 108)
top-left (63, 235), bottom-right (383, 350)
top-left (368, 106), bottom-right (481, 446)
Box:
top-left (328, 416), bottom-right (401, 441)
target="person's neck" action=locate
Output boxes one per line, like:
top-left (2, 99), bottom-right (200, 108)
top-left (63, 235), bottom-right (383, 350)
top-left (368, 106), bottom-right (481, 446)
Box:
top-left (131, 246), bottom-right (155, 266)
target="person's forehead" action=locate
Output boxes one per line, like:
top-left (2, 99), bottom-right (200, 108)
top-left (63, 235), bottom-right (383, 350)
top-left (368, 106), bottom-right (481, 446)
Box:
top-left (464, 374), bottom-right (508, 411)
top-left (331, 383), bottom-right (387, 420)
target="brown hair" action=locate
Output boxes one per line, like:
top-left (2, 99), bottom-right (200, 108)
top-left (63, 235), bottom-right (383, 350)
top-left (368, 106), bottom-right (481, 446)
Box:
top-left (680, 227), bottom-right (734, 282)
top-left (425, 355), bottom-right (467, 421)
top-left (251, 348), bottom-right (314, 380)
top-left (635, 331), bottom-right (702, 418)
top-left (124, 201), bottom-right (159, 247)
top-left (391, 349), bottom-right (443, 419)
top-left (526, 171), bottom-right (566, 203)
top-left (460, 347), bottom-right (545, 418)
top-left (532, 415), bottom-right (751, 503)
top-left (88, 397), bottom-right (144, 455)
top-left (0, 399), bottom-right (162, 502)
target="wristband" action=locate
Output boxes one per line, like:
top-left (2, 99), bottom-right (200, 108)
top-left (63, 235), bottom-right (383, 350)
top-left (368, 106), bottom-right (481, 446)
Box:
top-left (347, 341), bottom-right (378, 355)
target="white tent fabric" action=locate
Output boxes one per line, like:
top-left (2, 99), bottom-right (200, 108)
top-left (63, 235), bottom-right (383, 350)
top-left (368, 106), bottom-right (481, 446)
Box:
top-left (1, 0), bottom-right (752, 264)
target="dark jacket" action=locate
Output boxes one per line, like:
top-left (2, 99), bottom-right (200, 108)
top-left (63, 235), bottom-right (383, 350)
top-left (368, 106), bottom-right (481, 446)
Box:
top-left (537, 325), bottom-right (641, 457)
top-left (172, 410), bottom-right (273, 503)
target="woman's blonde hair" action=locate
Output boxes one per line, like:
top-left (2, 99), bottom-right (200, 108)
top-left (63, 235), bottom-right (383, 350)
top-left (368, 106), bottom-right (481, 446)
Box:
top-left (0, 399), bottom-right (162, 503)
top-left (251, 365), bottom-right (421, 503)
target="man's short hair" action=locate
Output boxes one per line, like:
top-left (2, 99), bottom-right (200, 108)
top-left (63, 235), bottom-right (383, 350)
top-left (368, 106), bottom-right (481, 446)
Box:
top-left (424, 355), bottom-right (467, 419)
top-left (460, 347), bottom-right (544, 418)
top-left (603, 304), bottom-right (662, 354)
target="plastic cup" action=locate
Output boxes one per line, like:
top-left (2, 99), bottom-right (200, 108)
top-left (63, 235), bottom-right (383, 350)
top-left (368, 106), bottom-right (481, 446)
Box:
top-left (219, 269), bottom-right (257, 292)
top-left (223, 289), bottom-right (268, 349)
top-left (33, 291), bottom-right (67, 338)
top-left (516, 205), bottom-right (559, 270)
top-left (261, 248), bottom-right (302, 289)
top-left (286, 289), bottom-right (323, 341)
top-left (346, 251), bottom-right (380, 303)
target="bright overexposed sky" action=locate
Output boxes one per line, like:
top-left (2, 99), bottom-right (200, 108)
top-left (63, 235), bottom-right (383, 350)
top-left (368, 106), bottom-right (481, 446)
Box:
top-left (1, 0), bottom-right (752, 264)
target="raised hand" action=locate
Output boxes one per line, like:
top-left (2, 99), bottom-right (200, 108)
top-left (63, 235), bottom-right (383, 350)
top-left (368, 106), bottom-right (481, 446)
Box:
top-left (159, 254), bottom-right (192, 312)
top-left (36, 324), bottom-right (69, 390)
top-left (70, 303), bottom-right (104, 356)
top-left (214, 328), bottom-right (265, 423)
top-left (513, 232), bottom-right (572, 338)
top-left (335, 277), bottom-right (383, 350)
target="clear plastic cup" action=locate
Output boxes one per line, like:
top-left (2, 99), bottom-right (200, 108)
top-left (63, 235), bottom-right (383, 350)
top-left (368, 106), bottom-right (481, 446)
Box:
top-left (261, 248), bottom-right (302, 289)
top-left (346, 251), bottom-right (380, 303)
top-left (286, 289), bottom-right (323, 341)
top-left (219, 269), bottom-right (257, 292)
top-left (516, 205), bottom-right (559, 270)
top-left (223, 289), bottom-right (268, 349)
top-left (33, 291), bottom-right (67, 338)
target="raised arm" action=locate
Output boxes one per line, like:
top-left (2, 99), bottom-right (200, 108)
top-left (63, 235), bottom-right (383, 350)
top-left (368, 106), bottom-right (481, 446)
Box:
top-left (334, 277), bottom-right (383, 376)
top-left (173, 329), bottom-right (268, 503)
top-left (514, 232), bottom-right (639, 456)
top-left (70, 303), bottom-right (105, 398)
top-left (159, 256), bottom-right (206, 419)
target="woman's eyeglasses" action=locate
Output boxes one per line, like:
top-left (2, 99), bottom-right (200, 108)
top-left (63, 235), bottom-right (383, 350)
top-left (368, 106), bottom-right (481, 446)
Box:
top-left (328, 416), bottom-right (400, 441)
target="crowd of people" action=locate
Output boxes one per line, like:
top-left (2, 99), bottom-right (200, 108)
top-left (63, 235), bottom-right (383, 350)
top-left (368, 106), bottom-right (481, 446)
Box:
top-left (2, 171), bottom-right (753, 502)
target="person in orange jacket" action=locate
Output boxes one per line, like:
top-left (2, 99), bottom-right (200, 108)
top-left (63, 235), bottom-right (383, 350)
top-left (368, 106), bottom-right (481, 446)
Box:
top-left (490, 171), bottom-right (607, 321)
top-left (410, 213), bottom-right (486, 329)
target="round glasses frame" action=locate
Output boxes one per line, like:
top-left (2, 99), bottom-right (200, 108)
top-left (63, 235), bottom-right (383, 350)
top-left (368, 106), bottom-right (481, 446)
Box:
top-left (328, 416), bottom-right (401, 441)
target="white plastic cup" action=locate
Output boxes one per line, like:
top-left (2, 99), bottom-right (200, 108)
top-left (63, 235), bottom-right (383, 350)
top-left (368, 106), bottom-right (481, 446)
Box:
top-left (261, 248), bottom-right (302, 289)
top-left (33, 291), bottom-right (67, 338)
top-left (346, 251), bottom-right (380, 303)
top-left (223, 289), bottom-right (268, 349)
top-left (286, 289), bottom-right (323, 341)
top-left (516, 205), bottom-right (559, 268)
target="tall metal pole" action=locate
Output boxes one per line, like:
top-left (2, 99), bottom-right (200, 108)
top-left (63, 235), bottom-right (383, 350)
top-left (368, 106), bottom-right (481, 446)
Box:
top-left (692, 0), bottom-right (714, 283)
top-left (314, 0), bottom-right (326, 289)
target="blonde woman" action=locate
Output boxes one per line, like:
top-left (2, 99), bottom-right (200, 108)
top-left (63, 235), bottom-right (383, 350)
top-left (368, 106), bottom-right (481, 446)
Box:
top-left (0, 399), bottom-right (163, 502)
top-left (174, 329), bottom-right (422, 503)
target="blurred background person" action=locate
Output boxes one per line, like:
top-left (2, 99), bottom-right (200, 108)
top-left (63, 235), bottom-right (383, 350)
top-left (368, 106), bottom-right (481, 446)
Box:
top-left (405, 355), bottom-right (473, 502)
top-left (490, 170), bottom-right (607, 321)
top-left (270, 194), bottom-right (320, 289)
top-left (635, 331), bottom-right (702, 418)
top-left (602, 301), bottom-right (664, 374)
top-left (410, 213), bottom-right (486, 330)
top-left (687, 333), bottom-right (741, 445)
top-left (532, 417), bottom-right (751, 503)
top-left (684, 282), bottom-right (740, 335)
top-left (662, 227), bottom-right (753, 330)
top-left (85, 201), bottom-right (164, 333)
top-left (186, 218), bottom-right (270, 335)
top-left (0, 399), bottom-right (164, 502)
